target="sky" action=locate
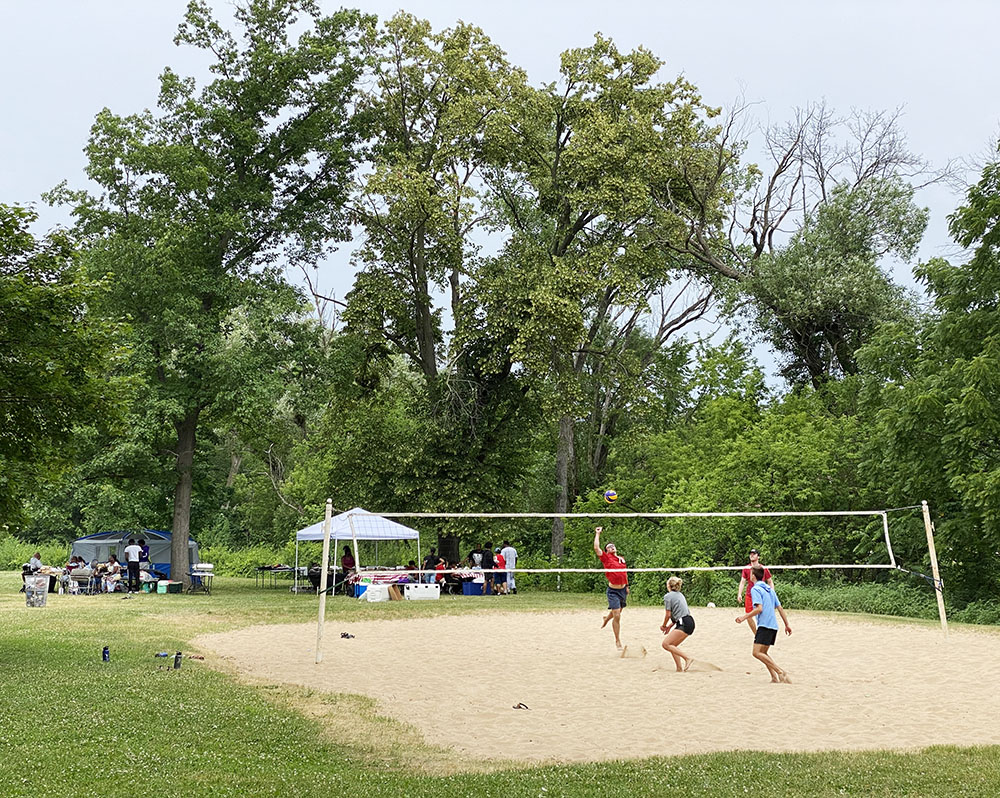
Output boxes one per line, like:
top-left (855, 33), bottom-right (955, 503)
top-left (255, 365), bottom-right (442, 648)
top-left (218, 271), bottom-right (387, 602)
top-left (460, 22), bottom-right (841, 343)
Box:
top-left (2, 0), bottom-right (998, 360)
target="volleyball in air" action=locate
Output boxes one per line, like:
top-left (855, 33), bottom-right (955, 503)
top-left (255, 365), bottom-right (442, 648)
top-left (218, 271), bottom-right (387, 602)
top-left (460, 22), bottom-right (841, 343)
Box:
top-left (603, 489), bottom-right (618, 504)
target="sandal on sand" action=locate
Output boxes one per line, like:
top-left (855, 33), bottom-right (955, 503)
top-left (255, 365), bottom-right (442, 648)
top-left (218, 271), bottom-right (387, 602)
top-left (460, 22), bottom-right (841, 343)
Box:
top-left (512, 702), bottom-right (530, 710)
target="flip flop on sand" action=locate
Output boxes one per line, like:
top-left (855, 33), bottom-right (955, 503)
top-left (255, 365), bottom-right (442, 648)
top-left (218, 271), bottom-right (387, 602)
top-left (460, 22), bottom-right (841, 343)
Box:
top-left (512, 702), bottom-right (530, 710)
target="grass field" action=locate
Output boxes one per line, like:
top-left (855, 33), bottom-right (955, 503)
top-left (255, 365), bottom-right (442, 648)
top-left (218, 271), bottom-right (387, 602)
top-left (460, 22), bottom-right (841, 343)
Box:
top-left (2, 572), bottom-right (998, 797)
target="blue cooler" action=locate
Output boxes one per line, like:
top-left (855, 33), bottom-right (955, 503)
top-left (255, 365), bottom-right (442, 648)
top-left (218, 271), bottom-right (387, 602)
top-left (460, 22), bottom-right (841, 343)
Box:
top-left (462, 581), bottom-right (483, 596)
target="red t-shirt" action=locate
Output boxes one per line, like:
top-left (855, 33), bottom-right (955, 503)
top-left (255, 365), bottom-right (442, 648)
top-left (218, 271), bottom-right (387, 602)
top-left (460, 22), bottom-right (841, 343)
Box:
top-left (495, 553), bottom-right (505, 570)
top-left (742, 565), bottom-right (773, 608)
top-left (599, 551), bottom-right (628, 586)
top-left (742, 565), bottom-right (772, 583)
top-left (435, 562), bottom-right (446, 583)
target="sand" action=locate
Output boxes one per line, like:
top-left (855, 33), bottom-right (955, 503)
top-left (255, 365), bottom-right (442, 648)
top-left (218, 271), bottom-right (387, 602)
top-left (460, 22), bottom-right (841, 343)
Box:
top-left (195, 606), bottom-right (1000, 764)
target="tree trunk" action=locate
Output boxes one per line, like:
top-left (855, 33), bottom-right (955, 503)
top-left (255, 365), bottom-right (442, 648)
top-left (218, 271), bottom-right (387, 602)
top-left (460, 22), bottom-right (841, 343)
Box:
top-left (550, 413), bottom-right (575, 558)
top-left (413, 224), bottom-right (438, 379)
top-left (221, 449), bottom-right (242, 511)
top-left (171, 407), bottom-right (200, 586)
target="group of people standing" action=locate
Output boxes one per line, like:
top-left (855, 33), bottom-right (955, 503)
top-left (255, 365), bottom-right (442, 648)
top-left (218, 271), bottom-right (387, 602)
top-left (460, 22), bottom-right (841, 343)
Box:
top-left (91, 538), bottom-right (151, 592)
top-left (420, 541), bottom-right (519, 595)
top-left (594, 528), bottom-right (793, 683)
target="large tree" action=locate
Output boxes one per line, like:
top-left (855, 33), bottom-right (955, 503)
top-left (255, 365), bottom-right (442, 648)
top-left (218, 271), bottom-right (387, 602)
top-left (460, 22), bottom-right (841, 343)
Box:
top-left (863, 154), bottom-right (1000, 600)
top-left (0, 204), bottom-right (118, 523)
top-left (334, 14), bottom-right (543, 518)
top-left (659, 103), bottom-right (937, 389)
top-left (479, 36), bottom-right (723, 555)
top-left (58, 0), bottom-right (369, 579)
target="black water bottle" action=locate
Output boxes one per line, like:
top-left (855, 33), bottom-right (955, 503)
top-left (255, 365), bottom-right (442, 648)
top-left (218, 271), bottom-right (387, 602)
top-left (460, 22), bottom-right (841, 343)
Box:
top-left (102, 646), bottom-right (110, 663)
top-left (173, 651), bottom-right (182, 670)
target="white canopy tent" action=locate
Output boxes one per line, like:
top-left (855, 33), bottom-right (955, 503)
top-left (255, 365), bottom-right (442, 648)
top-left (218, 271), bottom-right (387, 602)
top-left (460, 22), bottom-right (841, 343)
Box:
top-left (294, 507), bottom-right (422, 591)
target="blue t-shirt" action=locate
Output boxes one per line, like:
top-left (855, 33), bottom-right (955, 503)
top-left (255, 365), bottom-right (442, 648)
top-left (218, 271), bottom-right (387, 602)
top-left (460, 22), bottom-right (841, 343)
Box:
top-left (750, 582), bottom-right (781, 630)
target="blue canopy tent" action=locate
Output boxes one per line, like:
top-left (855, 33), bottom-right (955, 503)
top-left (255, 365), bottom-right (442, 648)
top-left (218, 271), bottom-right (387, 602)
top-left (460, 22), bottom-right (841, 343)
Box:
top-left (71, 529), bottom-right (199, 579)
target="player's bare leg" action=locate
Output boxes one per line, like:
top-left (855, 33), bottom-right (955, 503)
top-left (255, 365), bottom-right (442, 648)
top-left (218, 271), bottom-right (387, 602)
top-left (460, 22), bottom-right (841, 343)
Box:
top-left (609, 608), bottom-right (623, 648)
top-left (662, 628), bottom-right (692, 672)
top-left (752, 643), bottom-right (786, 683)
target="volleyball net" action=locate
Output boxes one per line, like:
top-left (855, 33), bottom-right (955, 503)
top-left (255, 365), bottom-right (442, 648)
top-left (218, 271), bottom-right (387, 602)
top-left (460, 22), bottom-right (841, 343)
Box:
top-left (313, 502), bottom-right (947, 662)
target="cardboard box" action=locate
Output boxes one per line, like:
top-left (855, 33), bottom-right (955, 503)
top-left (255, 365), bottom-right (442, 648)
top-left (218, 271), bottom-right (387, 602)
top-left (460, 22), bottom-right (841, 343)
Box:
top-left (387, 584), bottom-right (403, 601)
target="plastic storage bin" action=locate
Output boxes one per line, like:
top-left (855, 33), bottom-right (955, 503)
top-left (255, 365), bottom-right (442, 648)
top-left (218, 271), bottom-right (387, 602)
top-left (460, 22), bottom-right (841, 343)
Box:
top-left (25, 574), bottom-right (49, 607)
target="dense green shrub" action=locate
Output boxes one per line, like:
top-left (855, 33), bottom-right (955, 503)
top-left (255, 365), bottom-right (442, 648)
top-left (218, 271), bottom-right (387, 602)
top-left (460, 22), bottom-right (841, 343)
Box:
top-left (951, 600), bottom-right (1000, 625)
top-left (0, 534), bottom-right (70, 570)
top-left (199, 543), bottom-right (294, 577)
top-left (776, 580), bottom-right (938, 619)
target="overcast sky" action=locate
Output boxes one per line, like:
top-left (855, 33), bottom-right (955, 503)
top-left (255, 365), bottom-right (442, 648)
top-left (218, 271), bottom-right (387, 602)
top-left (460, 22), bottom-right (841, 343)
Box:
top-left (3, 1), bottom-right (997, 337)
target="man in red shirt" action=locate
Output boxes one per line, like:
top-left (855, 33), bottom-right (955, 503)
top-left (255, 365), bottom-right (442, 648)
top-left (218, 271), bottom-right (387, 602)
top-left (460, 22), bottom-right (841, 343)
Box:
top-left (594, 527), bottom-right (629, 649)
top-left (493, 548), bottom-right (508, 595)
top-left (737, 548), bottom-right (774, 635)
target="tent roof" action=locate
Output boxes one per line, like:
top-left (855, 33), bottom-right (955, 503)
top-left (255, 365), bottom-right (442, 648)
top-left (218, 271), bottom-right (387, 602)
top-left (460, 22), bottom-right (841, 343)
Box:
top-left (295, 507), bottom-right (420, 542)
top-left (73, 529), bottom-right (192, 542)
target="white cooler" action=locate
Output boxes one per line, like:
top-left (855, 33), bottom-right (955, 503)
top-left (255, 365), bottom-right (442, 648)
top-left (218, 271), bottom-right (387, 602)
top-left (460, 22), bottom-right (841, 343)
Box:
top-left (404, 582), bottom-right (440, 600)
top-left (363, 583), bottom-right (391, 602)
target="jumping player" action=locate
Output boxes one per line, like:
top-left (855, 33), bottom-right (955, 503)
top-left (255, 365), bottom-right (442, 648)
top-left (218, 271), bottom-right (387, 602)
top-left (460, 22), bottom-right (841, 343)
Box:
top-left (736, 564), bottom-right (792, 683)
top-left (594, 527), bottom-right (629, 649)
top-left (737, 548), bottom-right (773, 635)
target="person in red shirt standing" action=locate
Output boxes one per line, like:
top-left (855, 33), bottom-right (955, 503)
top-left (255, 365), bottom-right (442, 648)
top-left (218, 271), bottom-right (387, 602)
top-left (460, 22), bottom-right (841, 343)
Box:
top-left (594, 526), bottom-right (629, 650)
top-left (493, 548), bottom-right (508, 595)
top-left (737, 548), bottom-right (773, 635)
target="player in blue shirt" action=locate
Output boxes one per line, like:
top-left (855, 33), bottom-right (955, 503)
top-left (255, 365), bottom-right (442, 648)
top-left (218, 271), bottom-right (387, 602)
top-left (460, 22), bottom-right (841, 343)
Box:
top-left (736, 564), bottom-right (792, 683)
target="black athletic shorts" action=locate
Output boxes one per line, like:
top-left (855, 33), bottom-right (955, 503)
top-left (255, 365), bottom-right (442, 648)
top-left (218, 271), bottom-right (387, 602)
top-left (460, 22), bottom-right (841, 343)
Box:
top-left (754, 626), bottom-right (777, 646)
top-left (675, 615), bottom-right (695, 635)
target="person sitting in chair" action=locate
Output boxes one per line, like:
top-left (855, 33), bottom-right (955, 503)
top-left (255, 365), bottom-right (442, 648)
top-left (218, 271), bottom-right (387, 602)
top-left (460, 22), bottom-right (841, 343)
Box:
top-left (102, 555), bottom-right (123, 593)
top-left (307, 562), bottom-right (322, 591)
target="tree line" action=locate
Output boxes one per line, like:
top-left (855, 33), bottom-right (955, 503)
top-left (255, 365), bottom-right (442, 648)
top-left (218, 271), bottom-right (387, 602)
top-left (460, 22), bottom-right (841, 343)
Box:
top-left (1, 0), bottom-right (997, 606)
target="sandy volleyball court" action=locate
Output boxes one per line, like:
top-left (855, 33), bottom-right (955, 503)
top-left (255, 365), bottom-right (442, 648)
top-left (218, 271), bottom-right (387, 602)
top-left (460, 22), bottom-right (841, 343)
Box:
top-left (196, 607), bottom-right (1000, 764)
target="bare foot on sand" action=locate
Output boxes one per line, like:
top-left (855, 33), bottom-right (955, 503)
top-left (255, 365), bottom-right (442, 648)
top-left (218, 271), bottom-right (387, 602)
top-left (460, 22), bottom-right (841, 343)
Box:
top-left (683, 658), bottom-right (693, 672)
top-left (779, 672), bottom-right (792, 684)
top-left (619, 645), bottom-right (628, 657)
top-left (601, 614), bottom-right (612, 629)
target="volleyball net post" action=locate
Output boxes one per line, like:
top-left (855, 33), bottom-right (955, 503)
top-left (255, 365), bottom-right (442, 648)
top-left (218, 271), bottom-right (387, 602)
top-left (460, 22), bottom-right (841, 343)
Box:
top-left (315, 499), bottom-right (333, 664)
top-left (921, 500), bottom-right (948, 636)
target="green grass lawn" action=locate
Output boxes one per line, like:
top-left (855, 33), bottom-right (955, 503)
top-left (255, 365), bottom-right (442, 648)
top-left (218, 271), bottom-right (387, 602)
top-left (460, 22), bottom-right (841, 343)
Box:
top-left (2, 572), bottom-right (998, 797)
